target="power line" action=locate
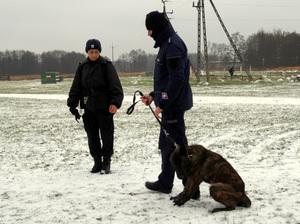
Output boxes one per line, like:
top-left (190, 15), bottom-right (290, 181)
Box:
top-left (113, 23), bottom-right (145, 48)
top-left (168, 1), bottom-right (300, 10)
top-left (218, 3), bottom-right (300, 8)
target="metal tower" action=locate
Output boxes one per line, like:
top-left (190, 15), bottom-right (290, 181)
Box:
top-left (193, 0), bottom-right (253, 81)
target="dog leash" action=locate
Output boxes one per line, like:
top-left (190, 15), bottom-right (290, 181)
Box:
top-left (127, 90), bottom-right (176, 147)
top-left (126, 90), bottom-right (144, 115)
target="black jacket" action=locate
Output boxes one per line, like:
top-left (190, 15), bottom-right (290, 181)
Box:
top-left (67, 56), bottom-right (123, 111)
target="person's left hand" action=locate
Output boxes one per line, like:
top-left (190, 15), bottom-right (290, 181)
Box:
top-left (109, 105), bottom-right (117, 114)
top-left (155, 107), bottom-right (163, 119)
top-left (69, 107), bottom-right (81, 122)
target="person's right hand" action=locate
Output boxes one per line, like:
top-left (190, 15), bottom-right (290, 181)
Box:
top-left (140, 95), bottom-right (153, 106)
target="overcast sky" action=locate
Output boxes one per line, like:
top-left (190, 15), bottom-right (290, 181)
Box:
top-left (0, 0), bottom-right (299, 60)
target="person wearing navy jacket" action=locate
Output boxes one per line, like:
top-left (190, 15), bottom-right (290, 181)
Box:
top-left (67, 39), bottom-right (123, 174)
top-left (141, 11), bottom-right (200, 199)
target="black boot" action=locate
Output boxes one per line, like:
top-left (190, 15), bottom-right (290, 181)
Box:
top-left (145, 181), bottom-right (172, 194)
top-left (101, 157), bottom-right (111, 174)
top-left (91, 157), bottom-right (102, 173)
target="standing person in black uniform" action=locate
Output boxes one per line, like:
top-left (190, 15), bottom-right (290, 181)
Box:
top-left (141, 11), bottom-right (200, 199)
top-left (67, 39), bottom-right (123, 174)
top-left (229, 66), bottom-right (235, 78)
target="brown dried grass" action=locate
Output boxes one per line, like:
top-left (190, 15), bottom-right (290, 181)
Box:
top-left (4, 67), bottom-right (300, 81)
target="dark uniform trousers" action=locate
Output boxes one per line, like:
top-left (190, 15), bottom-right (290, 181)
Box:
top-left (158, 110), bottom-right (187, 189)
top-left (158, 110), bottom-right (200, 197)
top-left (82, 109), bottom-right (114, 160)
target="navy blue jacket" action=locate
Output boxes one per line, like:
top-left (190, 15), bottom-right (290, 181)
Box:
top-left (150, 25), bottom-right (193, 112)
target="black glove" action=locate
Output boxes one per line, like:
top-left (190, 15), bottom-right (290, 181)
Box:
top-left (69, 107), bottom-right (81, 123)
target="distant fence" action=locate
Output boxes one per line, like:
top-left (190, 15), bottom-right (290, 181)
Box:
top-left (117, 71), bottom-right (153, 77)
top-left (197, 74), bottom-right (263, 81)
top-left (0, 75), bottom-right (10, 81)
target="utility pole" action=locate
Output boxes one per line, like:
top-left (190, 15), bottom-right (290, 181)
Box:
top-left (162, 0), bottom-right (173, 23)
top-left (193, 0), bottom-right (252, 81)
top-left (193, 0), bottom-right (209, 82)
top-left (201, 0), bottom-right (210, 81)
top-left (193, 1), bottom-right (202, 83)
top-left (111, 44), bottom-right (114, 62)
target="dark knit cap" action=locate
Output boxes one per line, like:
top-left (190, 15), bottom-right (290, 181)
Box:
top-left (85, 39), bottom-right (102, 53)
top-left (145, 11), bottom-right (169, 40)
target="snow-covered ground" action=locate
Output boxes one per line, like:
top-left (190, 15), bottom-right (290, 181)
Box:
top-left (0, 77), bottom-right (299, 224)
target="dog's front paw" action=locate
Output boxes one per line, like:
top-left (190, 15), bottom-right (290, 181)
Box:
top-left (173, 199), bottom-right (184, 206)
top-left (170, 196), bottom-right (176, 201)
top-left (170, 193), bottom-right (182, 201)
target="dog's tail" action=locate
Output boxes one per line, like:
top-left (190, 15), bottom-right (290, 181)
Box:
top-left (237, 194), bottom-right (251, 207)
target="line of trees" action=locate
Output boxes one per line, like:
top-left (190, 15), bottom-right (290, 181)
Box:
top-left (114, 29), bottom-right (300, 71)
top-left (194, 29), bottom-right (300, 70)
top-left (0, 50), bottom-right (86, 76)
top-left (0, 29), bottom-right (299, 76)
top-left (245, 30), bottom-right (300, 67)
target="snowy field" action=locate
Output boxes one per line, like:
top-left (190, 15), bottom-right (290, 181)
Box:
top-left (0, 76), bottom-right (299, 224)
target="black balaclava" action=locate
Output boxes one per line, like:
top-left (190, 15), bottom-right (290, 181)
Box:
top-left (145, 11), bottom-right (169, 40)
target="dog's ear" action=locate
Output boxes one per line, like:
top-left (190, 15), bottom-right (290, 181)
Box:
top-left (179, 144), bottom-right (187, 157)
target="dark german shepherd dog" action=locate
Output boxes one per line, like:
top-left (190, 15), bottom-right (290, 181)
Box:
top-left (169, 144), bottom-right (251, 213)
